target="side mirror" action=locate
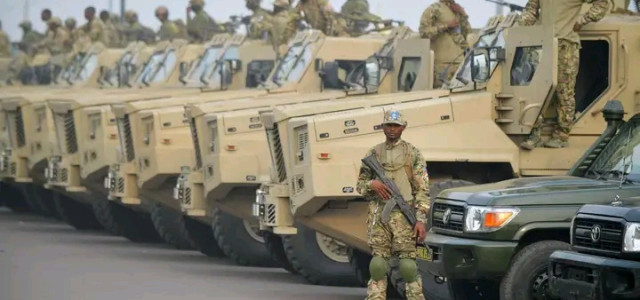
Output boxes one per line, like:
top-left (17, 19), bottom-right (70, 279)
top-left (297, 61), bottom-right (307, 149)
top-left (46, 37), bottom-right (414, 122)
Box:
top-left (364, 58), bottom-right (381, 90)
top-left (227, 59), bottom-right (242, 72)
top-left (471, 49), bottom-right (490, 82)
top-left (320, 61), bottom-right (339, 89)
top-left (314, 58), bottom-right (324, 72)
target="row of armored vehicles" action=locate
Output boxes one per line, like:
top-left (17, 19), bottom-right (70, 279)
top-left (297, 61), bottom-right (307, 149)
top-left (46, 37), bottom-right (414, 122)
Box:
top-left (2, 2), bottom-right (640, 299)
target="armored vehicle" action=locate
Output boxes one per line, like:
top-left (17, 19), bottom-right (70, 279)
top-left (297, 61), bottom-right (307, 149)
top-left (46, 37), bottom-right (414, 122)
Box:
top-left (110, 29), bottom-right (387, 253)
top-left (175, 27), bottom-right (434, 276)
top-left (549, 203), bottom-right (640, 300)
top-left (254, 2), bottom-right (640, 298)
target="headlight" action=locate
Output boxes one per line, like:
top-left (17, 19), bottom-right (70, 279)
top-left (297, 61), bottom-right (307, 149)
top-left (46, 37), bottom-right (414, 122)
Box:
top-left (623, 222), bottom-right (640, 252)
top-left (255, 189), bottom-right (266, 205)
top-left (464, 206), bottom-right (519, 233)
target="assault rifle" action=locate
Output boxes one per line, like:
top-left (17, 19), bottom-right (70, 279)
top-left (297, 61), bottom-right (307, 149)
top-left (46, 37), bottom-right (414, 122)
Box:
top-left (362, 153), bottom-right (417, 227)
top-left (485, 0), bottom-right (525, 12)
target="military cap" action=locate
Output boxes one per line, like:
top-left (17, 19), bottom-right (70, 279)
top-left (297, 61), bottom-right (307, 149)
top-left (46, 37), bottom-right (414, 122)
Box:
top-left (382, 109), bottom-right (407, 126)
top-left (47, 17), bottom-right (62, 27)
top-left (190, 0), bottom-right (206, 6)
top-left (65, 17), bottom-right (76, 27)
top-left (19, 20), bottom-right (32, 29)
top-left (274, 0), bottom-right (290, 7)
top-left (155, 6), bottom-right (169, 15)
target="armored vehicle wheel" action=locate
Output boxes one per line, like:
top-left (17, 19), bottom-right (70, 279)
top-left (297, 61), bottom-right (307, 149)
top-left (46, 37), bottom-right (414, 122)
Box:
top-left (0, 183), bottom-right (31, 213)
top-left (212, 208), bottom-right (278, 267)
top-left (52, 191), bottom-right (103, 230)
top-left (282, 223), bottom-right (360, 286)
top-left (150, 203), bottom-right (196, 250)
top-left (91, 198), bottom-right (162, 243)
top-left (500, 240), bottom-right (570, 300)
top-left (26, 185), bottom-right (60, 218)
top-left (428, 180), bottom-right (475, 230)
top-left (181, 215), bottom-right (225, 257)
top-left (262, 230), bottom-right (297, 273)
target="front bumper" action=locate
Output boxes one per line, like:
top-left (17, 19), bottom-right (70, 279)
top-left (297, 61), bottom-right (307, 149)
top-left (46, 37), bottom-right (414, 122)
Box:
top-left (174, 169), bottom-right (207, 217)
top-left (106, 163), bottom-right (140, 205)
top-left (423, 232), bottom-right (518, 280)
top-left (253, 183), bottom-right (296, 235)
top-left (548, 250), bottom-right (640, 300)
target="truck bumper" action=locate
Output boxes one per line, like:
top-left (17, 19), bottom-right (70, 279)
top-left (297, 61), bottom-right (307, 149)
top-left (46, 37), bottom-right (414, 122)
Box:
top-left (424, 232), bottom-right (517, 280)
top-left (548, 250), bottom-right (640, 300)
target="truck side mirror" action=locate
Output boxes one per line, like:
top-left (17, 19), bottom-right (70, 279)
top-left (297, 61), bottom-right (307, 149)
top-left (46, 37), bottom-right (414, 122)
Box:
top-left (228, 59), bottom-right (242, 72)
top-left (320, 61), bottom-right (340, 89)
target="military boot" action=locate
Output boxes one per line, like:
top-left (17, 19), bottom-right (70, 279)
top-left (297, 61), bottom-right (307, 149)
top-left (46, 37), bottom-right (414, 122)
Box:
top-left (544, 137), bottom-right (568, 148)
top-left (519, 134), bottom-right (542, 150)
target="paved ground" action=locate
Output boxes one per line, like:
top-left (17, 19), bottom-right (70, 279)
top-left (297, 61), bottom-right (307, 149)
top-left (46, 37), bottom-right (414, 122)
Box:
top-left (0, 207), bottom-right (366, 300)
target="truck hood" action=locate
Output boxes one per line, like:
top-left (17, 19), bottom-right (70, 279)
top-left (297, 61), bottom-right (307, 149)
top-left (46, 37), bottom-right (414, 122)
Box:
top-left (438, 176), bottom-right (629, 206)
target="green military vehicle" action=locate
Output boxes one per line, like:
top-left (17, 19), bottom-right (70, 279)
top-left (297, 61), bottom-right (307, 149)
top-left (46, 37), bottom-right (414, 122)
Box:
top-left (253, 1), bottom-right (640, 298)
top-left (111, 29), bottom-right (388, 254)
top-left (549, 204), bottom-right (640, 299)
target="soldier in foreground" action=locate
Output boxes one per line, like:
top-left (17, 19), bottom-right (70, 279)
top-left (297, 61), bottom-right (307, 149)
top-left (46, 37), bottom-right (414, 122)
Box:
top-left (519, 0), bottom-right (610, 149)
top-left (155, 6), bottom-right (186, 41)
top-left (269, 0), bottom-right (299, 56)
top-left (79, 6), bottom-right (108, 45)
top-left (0, 20), bottom-right (9, 57)
top-left (187, 0), bottom-right (221, 43)
top-left (245, 0), bottom-right (273, 39)
top-left (356, 110), bottom-right (429, 300)
top-left (419, 0), bottom-right (471, 88)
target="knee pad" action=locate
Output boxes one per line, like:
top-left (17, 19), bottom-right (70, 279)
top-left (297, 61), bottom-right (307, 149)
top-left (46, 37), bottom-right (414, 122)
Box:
top-left (369, 256), bottom-right (388, 281)
top-left (399, 258), bottom-right (418, 282)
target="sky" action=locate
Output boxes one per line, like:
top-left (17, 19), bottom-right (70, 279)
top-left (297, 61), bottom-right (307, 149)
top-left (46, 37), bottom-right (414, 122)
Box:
top-left (0, 0), bottom-right (530, 42)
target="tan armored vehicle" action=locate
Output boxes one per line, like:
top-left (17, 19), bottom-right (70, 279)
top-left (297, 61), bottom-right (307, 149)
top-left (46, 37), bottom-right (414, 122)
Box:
top-left (173, 27), bottom-right (434, 271)
top-left (255, 3), bottom-right (640, 298)
top-left (46, 35), bottom-right (274, 239)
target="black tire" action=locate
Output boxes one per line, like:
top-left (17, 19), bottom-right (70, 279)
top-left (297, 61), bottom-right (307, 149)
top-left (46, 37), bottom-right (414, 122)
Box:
top-left (500, 240), bottom-right (570, 300)
top-left (150, 203), bottom-right (196, 250)
top-left (52, 191), bottom-right (103, 230)
top-left (211, 207), bottom-right (278, 267)
top-left (262, 230), bottom-right (297, 274)
top-left (27, 186), bottom-right (60, 219)
top-left (428, 180), bottom-right (475, 230)
top-left (181, 215), bottom-right (225, 257)
top-left (0, 183), bottom-right (31, 213)
top-left (91, 198), bottom-right (163, 243)
top-left (282, 223), bottom-right (360, 286)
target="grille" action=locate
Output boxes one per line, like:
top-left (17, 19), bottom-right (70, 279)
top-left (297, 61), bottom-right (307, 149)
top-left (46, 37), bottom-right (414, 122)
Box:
top-left (432, 202), bottom-right (465, 232)
top-left (7, 110), bottom-right (26, 148)
top-left (296, 126), bottom-right (309, 163)
top-left (190, 118), bottom-right (203, 169)
top-left (118, 116), bottom-right (135, 162)
top-left (60, 168), bottom-right (68, 182)
top-left (117, 177), bottom-right (125, 193)
top-left (266, 204), bottom-right (276, 224)
top-left (51, 166), bottom-right (59, 182)
top-left (10, 162), bottom-right (16, 175)
top-left (266, 123), bottom-right (286, 183)
top-left (291, 175), bottom-right (304, 194)
top-left (64, 113), bottom-right (78, 154)
top-left (573, 217), bottom-right (623, 253)
top-left (183, 187), bottom-right (192, 206)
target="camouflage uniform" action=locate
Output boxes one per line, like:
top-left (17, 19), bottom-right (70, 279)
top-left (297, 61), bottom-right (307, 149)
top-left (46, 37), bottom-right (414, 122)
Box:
top-left (246, 0), bottom-right (274, 40)
top-left (156, 6), bottom-right (186, 41)
top-left (19, 21), bottom-right (45, 49)
top-left (356, 110), bottom-right (429, 300)
top-left (297, 0), bottom-right (348, 36)
top-left (340, 0), bottom-right (383, 36)
top-left (419, 0), bottom-right (471, 88)
top-left (519, 0), bottom-right (610, 149)
top-left (39, 17), bottom-right (71, 55)
top-left (187, 0), bottom-right (222, 43)
top-left (0, 28), bottom-right (10, 57)
top-left (269, 0), bottom-right (300, 56)
top-left (102, 16), bottom-right (122, 47)
top-left (79, 17), bottom-right (109, 45)
top-left (122, 10), bottom-right (156, 44)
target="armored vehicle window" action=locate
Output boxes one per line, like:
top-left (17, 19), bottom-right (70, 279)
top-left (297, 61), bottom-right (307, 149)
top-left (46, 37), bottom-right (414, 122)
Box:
top-left (246, 60), bottom-right (275, 88)
top-left (454, 30), bottom-right (505, 87)
top-left (398, 57), bottom-right (421, 92)
top-left (136, 51), bottom-right (164, 84)
top-left (510, 46), bottom-right (542, 86)
top-left (271, 43), bottom-right (312, 85)
top-left (589, 119), bottom-right (640, 182)
top-left (188, 46), bottom-right (221, 81)
top-left (59, 53), bottom-right (86, 83)
top-left (152, 50), bottom-right (177, 83)
top-left (575, 40), bottom-right (609, 114)
top-left (75, 53), bottom-right (98, 83)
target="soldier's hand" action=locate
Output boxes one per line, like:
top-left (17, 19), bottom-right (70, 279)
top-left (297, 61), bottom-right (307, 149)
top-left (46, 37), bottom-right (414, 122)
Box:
top-left (370, 179), bottom-right (392, 200)
top-left (414, 221), bottom-right (426, 243)
top-left (447, 20), bottom-right (460, 29)
top-left (573, 22), bottom-right (582, 32)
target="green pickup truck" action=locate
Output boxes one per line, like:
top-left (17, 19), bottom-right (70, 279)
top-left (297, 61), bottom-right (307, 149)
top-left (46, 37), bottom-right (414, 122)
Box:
top-left (421, 100), bottom-right (640, 299)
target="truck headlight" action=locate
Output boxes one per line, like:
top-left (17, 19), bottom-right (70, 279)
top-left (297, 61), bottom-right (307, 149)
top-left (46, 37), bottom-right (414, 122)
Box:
top-left (464, 206), bottom-right (519, 233)
top-left (623, 222), bottom-right (640, 252)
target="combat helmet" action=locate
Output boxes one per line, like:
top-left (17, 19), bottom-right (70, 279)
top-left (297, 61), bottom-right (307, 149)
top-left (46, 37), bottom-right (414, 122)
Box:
top-left (47, 17), bottom-right (62, 27)
top-left (65, 17), bottom-right (76, 28)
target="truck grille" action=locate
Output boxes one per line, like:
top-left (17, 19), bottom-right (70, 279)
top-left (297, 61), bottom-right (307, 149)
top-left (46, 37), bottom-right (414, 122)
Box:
top-left (432, 202), bottom-right (465, 232)
top-left (573, 217), bottom-right (623, 253)
top-left (6, 110), bottom-right (26, 148)
top-left (190, 118), bottom-right (203, 170)
top-left (266, 123), bottom-right (286, 183)
top-left (117, 115), bottom-right (135, 162)
top-left (64, 113), bottom-right (78, 154)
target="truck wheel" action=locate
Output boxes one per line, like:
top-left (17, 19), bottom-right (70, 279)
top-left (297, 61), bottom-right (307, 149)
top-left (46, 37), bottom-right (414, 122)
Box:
top-left (212, 207), bottom-right (278, 267)
top-left (53, 191), bottom-right (103, 230)
top-left (262, 230), bottom-right (297, 274)
top-left (428, 180), bottom-right (475, 230)
top-left (0, 183), bottom-right (31, 213)
top-left (150, 203), bottom-right (196, 250)
top-left (282, 223), bottom-right (360, 286)
top-left (500, 240), bottom-right (570, 300)
top-left (181, 215), bottom-right (225, 257)
top-left (92, 198), bottom-right (162, 243)
top-left (27, 186), bottom-right (60, 219)
top-left (91, 198), bottom-right (123, 235)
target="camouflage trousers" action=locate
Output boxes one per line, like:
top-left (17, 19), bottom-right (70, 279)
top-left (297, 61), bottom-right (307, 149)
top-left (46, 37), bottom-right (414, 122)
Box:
top-left (366, 201), bottom-right (425, 300)
top-left (531, 40), bottom-right (579, 141)
top-left (434, 62), bottom-right (460, 89)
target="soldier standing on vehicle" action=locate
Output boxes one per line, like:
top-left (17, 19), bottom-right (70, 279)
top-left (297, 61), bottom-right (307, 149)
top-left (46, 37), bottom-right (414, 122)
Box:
top-left (41, 9), bottom-right (53, 33)
top-left (155, 6), bottom-right (186, 41)
top-left (419, 0), bottom-right (471, 88)
top-left (121, 10), bottom-right (156, 44)
top-left (269, 0), bottom-right (299, 56)
top-left (356, 109), bottom-right (429, 300)
top-left (79, 6), bottom-right (109, 45)
top-left (245, 0), bottom-right (273, 40)
top-left (297, 0), bottom-right (349, 36)
top-left (99, 10), bottom-right (122, 47)
top-left (19, 21), bottom-right (44, 49)
top-left (0, 21), bottom-right (10, 57)
top-left (187, 0), bottom-right (222, 43)
top-left (65, 18), bottom-right (79, 42)
top-left (340, 0), bottom-right (384, 36)
top-left (519, 0), bottom-right (610, 149)
top-left (37, 17), bottom-right (70, 56)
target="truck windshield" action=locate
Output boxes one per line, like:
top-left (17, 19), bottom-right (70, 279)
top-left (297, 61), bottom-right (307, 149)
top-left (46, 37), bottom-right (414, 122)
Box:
top-left (72, 53), bottom-right (99, 83)
top-left (270, 43), bottom-right (313, 86)
top-left (58, 53), bottom-right (86, 84)
top-left (588, 120), bottom-right (640, 183)
top-left (346, 39), bottom-right (396, 90)
top-left (450, 29), bottom-right (505, 88)
top-left (188, 46), bottom-right (222, 81)
top-left (135, 50), bottom-right (177, 85)
top-left (100, 51), bottom-right (136, 87)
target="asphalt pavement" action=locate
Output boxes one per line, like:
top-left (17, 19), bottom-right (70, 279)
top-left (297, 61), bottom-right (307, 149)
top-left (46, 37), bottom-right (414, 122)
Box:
top-left (0, 207), bottom-right (366, 300)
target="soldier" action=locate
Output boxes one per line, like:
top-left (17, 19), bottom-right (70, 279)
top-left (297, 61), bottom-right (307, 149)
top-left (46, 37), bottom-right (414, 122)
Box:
top-left (37, 17), bottom-right (70, 56)
top-left (41, 9), bottom-right (54, 37)
top-left (65, 18), bottom-right (79, 40)
top-left (187, 0), bottom-right (222, 43)
top-left (121, 10), bottom-right (156, 44)
top-left (340, 0), bottom-right (384, 36)
top-left (0, 20), bottom-right (10, 57)
top-left (269, 0), bottom-right (300, 56)
top-left (356, 109), bottom-right (429, 300)
top-left (519, 0), bottom-right (610, 149)
top-left (297, 0), bottom-right (348, 36)
top-left (100, 10), bottom-right (122, 47)
top-left (19, 21), bottom-right (44, 49)
top-left (155, 6), bottom-right (186, 41)
top-left (419, 0), bottom-right (471, 89)
top-left (78, 6), bottom-right (108, 45)
top-left (245, 0), bottom-right (273, 40)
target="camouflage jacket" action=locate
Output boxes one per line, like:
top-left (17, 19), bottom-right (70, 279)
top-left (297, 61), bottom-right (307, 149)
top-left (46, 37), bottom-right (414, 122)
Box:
top-left (269, 9), bottom-right (300, 55)
top-left (188, 10), bottom-right (220, 43)
top-left (158, 20), bottom-right (183, 41)
top-left (297, 0), bottom-right (347, 36)
top-left (519, 0), bottom-right (610, 44)
top-left (79, 19), bottom-right (109, 45)
top-left (0, 30), bottom-right (10, 57)
top-left (419, 1), bottom-right (471, 47)
top-left (248, 8), bottom-right (274, 40)
top-left (21, 30), bottom-right (45, 48)
top-left (356, 139), bottom-right (430, 224)
top-left (40, 27), bottom-right (70, 55)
